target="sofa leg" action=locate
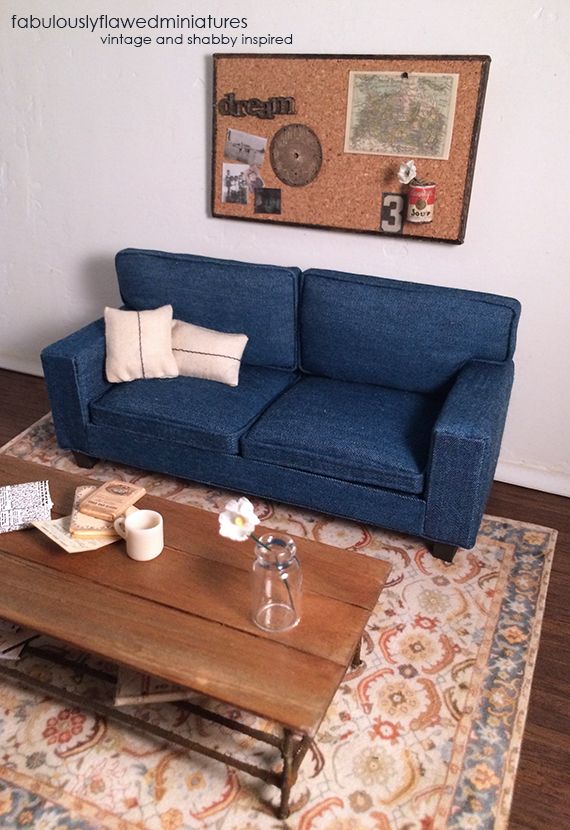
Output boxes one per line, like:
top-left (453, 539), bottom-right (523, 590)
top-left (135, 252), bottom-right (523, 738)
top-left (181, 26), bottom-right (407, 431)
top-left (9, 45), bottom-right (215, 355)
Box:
top-left (429, 542), bottom-right (458, 563)
top-left (72, 451), bottom-right (98, 469)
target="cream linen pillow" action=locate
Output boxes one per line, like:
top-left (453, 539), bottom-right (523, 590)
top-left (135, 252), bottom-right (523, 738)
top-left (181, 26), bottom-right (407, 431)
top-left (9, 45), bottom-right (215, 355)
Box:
top-left (104, 305), bottom-right (179, 383)
top-left (171, 320), bottom-right (248, 386)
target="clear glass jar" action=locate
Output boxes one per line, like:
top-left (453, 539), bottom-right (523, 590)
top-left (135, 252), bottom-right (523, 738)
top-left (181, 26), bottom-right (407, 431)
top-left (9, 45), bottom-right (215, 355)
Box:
top-left (252, 534), bottom-right (302, 632)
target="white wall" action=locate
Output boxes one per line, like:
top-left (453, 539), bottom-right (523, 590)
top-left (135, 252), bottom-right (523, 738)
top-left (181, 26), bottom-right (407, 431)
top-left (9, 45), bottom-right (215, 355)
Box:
top-left (1, 0), bottom-right (569, 495)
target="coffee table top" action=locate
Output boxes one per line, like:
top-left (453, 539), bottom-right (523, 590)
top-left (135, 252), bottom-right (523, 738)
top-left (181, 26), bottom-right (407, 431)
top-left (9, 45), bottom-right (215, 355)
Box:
top-left (0, 456), bottom-right (390, 736)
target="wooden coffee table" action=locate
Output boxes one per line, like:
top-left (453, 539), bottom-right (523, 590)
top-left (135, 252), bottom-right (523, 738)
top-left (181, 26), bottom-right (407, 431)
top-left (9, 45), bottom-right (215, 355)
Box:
top-left (0, 456), bottom-right (390, 817)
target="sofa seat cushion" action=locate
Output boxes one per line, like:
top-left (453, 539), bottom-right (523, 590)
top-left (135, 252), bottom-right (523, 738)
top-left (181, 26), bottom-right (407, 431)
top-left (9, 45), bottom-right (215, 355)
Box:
top-left (241, 377), bottom-right (443, 493)
top-left (91, 367), bottom-right (298, 454)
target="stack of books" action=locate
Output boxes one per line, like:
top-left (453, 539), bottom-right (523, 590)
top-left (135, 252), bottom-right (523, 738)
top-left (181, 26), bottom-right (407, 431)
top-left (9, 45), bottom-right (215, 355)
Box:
top-left (33, 480), bottom-right (146, 553)
top-left (70, 482), bottom-right (145, 539)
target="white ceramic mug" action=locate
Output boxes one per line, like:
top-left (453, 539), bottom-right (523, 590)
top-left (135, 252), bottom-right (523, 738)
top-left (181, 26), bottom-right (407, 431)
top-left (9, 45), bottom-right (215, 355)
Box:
top-left (114, 509), bottom-right (164, 561)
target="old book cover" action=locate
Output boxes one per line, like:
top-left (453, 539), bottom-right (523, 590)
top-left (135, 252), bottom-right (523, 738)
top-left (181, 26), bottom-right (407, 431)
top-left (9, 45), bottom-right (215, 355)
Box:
top-left (0, 619), bottom-right (38, 660)
top-left (70, 485), bottom-right (119, 538)
top-left (33, 515), bottom-right (121, 553)
top-left (114, 666), bottom-right (193, 706)
top-left (78, 479), bottom-right (146, 521)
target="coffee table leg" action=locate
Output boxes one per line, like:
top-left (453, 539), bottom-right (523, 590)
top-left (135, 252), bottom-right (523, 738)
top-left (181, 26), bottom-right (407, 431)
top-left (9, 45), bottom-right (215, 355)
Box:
top-left (2, 649), bottom-right (317, 821)
top-left (277, 729), bottom-right (295, 819)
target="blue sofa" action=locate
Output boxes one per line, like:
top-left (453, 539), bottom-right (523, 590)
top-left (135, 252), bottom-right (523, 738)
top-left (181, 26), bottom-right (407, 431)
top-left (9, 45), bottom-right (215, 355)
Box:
top-left (41, 248), bottom-right (521, 561)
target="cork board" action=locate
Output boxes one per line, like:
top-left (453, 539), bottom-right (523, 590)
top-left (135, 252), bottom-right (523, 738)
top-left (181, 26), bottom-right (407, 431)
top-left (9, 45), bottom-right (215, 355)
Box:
top-left (211, 54), bottom-right (490, 244)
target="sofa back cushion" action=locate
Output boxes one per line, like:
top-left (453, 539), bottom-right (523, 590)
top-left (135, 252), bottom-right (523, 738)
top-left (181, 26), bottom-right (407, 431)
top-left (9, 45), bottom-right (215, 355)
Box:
top-left (115, 249), bottom-right (300, 370)
top-left (300, 269), bottom-right (521, 393)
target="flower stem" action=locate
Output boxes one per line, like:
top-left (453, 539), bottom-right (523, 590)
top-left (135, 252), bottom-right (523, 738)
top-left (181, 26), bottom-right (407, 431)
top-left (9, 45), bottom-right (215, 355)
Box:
top-left (250, 532), bottom-right (271, 551)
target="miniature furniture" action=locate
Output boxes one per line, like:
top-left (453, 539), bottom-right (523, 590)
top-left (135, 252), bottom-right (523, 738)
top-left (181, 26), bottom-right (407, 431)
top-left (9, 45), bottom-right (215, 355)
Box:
top-left (41, 249), bottom-right (521, 559)
top-left (0, 456), bottom-right (391, 818)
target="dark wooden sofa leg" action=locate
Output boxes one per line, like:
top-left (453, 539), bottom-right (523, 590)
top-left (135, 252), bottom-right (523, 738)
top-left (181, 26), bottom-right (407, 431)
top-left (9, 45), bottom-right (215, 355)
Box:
top-left (428, 542), bottom-right (459, 563)
top-left (72, 451), bottom-right (98, 469)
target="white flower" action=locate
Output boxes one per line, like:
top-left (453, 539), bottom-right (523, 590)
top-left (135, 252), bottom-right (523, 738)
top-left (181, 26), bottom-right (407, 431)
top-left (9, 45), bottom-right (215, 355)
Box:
top-left (218, 497), bottom-right (259, 542)
top-left (398, 160), bottom-right (417, 185)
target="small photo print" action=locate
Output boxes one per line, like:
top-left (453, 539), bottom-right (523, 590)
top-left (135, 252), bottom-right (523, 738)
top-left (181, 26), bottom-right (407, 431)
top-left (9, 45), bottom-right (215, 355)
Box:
top-left (254, 188), bottom-right (281, 214)
top-left (224, 129), bottom-right (267, 167)
top-left (222, 163), bottom-right (249, 204)
top-left (245, 165), bottom-right (264, 193)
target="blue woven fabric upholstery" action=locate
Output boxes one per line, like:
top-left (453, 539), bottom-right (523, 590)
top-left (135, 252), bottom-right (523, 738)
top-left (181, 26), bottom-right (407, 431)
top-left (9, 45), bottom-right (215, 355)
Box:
top-left (115, 249), bottom-right (300, 370)
top-left (242, 377), bottom-right (443, 493)
top-left (425, 359), bottom-right (515, 547)
top-left (40, 250), bottom-right (521, 552)
top-left (86, 422), bottom-right (426, 537)
top-left (41, 318), bottom-right (111, 451)
top-left (91, 367), bottom-right (298, 454)
top-left (301, 269), bottom-right (520, 394)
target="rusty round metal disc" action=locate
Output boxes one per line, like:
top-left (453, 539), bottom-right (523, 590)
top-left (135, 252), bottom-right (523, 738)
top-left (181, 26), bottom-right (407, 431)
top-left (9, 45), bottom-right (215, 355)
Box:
top-left (270, 124), bottom-right (322, 187)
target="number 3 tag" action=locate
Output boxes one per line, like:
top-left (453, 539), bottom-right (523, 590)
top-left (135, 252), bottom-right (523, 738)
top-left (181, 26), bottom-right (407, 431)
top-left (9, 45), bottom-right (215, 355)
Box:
top-left (380, 193), bottom-right (405, 234)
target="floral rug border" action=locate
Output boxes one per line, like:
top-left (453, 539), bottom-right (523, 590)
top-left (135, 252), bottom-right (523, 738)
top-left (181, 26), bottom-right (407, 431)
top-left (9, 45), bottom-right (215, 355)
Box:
top-left (0, 414), bottom-right (558, 830)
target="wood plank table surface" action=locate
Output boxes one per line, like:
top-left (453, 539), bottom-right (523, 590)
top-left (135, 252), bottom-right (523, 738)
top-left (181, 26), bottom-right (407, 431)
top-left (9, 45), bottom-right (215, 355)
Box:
top-left (0, 455), bottom-right (391, 738)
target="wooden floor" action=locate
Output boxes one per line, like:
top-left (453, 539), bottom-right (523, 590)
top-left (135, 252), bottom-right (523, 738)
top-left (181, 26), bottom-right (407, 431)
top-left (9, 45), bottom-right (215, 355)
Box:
top-left (0, 368), bottom-right (568, 828)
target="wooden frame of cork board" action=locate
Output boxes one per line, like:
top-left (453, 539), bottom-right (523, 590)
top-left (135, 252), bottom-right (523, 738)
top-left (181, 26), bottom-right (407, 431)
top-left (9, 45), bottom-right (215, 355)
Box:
top-left (211, 54), bottom-right (490, 244)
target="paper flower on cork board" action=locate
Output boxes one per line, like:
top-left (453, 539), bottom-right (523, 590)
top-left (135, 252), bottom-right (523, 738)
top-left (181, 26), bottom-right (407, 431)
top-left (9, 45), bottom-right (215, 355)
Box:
top-left (398, 160), bottom-right (417, 185)
top-left (218, 497), bottom-right (260, 542)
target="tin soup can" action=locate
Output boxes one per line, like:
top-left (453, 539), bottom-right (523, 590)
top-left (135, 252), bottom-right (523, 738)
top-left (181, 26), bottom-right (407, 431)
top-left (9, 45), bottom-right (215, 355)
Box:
top-left (407, 180), bottom-right (436, 223)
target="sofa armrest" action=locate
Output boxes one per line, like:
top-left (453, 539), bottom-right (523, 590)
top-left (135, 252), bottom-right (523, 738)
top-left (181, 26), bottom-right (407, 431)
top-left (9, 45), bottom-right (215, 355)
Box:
top-left (424, 359), bottom-right (515, 548)
top-left (41, 318), bottom-right (111, 451)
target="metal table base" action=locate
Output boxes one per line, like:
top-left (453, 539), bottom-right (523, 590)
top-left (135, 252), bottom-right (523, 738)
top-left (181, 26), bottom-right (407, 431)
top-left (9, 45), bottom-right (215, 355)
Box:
top-left (0, 644), bottom-right (317, 819)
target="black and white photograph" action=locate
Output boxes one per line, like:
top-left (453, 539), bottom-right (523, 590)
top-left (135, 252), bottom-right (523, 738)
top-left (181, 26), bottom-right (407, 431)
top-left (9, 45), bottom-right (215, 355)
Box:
top-left (224, 128), bottom-right (267, 167)
top-left (245, 165), bottom-right (264, 193)
top-left (221, 163), bottom-right (249, 204)
top-left (254, 188), bottom-right (282, 214)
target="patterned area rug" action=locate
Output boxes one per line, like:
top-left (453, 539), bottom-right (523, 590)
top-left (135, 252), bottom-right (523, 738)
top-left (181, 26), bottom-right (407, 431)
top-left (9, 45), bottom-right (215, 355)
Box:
top-left (0, 415), bottom-right (557, 830)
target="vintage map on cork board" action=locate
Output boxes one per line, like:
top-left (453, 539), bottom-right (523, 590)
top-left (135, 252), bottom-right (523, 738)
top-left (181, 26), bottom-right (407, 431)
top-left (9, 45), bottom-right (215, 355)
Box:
top-left (211, 54), bottom-right (490, 244)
